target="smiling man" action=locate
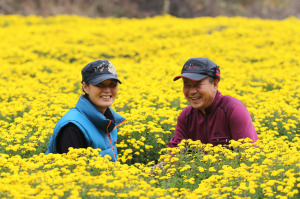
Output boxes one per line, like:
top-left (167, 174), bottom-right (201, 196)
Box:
top-left (46, 60), bottom-right (126, 162)
top-left (168, 58), bottom-right (258, 148)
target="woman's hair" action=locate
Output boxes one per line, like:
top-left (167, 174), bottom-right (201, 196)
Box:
top-left (82, 82), bottom-right (90, 94)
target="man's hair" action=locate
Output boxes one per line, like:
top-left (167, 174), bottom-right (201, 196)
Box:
top-left (208, 76), bottom-right (216, 84)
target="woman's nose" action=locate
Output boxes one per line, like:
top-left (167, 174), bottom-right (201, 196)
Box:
top-left (103, 86), bottom-right (111, 92)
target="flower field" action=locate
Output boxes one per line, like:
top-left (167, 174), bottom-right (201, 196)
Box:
top-left (1, 14), bottom-right (300, 198)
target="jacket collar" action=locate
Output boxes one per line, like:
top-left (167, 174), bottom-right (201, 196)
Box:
top-left (204, 90), bottom-right (222, 115)
top-left (75, 95), bottom-right (125, 132)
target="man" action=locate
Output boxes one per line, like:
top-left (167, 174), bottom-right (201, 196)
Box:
top-left (151, 58), bottom-right (258, 173)
top-left (168, 57), bottom-right (258, 148)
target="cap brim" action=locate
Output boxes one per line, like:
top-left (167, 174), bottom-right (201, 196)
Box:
top-left (173, 73), bottom-right (208, 81)
top-left (89, 74), bottom-right (122, 85)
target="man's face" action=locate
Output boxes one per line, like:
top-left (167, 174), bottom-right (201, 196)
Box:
top-left (83, 79), bottom-right (118, 114)
top-left (183, 77), bottom-right (218, 113)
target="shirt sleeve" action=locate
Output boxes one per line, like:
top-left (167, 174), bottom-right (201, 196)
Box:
top-left (56, 123), bottom-right (88, 154)
top-left (168, 109), bottom-right (189, 148)
top-left (229, 103), bottom-right (258, 143)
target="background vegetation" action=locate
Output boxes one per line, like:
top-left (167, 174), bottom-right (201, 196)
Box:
top-left (1, 1), bottom-right (300, 198)
top-left (1, 14), bottom-right (300, 198)
top-left (0, 0), bottom-right (300, 19)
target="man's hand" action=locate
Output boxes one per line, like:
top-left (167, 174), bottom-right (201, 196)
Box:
top-left (150, 160), bottom-right (165, 175)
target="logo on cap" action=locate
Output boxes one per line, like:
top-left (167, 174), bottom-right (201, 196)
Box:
top-left (183, 63), bottom-right (202, 71)
top-left (107, 62), bottom-right (117, 76)
top-left (92, 61), bottom-right (117, 77)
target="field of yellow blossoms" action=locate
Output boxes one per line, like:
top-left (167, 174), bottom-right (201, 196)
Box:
top-left (1, 14), bottom-right (300, 198)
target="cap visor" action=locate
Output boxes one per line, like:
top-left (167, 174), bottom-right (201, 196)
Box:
top-left (173, 73), bottom-right (208, 81)
top-left (89, 74), bottom-right (122, 85)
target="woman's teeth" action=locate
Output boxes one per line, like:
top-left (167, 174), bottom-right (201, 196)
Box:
top-left (101, 96), bottom-right (111, 99)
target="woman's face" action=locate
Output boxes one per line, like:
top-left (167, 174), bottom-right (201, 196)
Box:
top-left (83, 79), bottom-right (118, 114)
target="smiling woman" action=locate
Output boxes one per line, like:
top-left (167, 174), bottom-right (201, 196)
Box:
top-left (46, 60), bottom-right (126, 162)
top-left (82, 79), bottom-right (119, 114)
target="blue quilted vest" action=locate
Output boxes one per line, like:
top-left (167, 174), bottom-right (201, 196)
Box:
top-left (46, 95), bottom-right (126, 162)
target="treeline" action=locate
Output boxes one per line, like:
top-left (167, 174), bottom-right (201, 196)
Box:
top-left (0, 0), bottom-right (299, 19)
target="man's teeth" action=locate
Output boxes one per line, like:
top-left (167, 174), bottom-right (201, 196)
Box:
top-left (101, 96), bottom-right (111, 99)
top-left (191, 97), bottom-right (201, 100)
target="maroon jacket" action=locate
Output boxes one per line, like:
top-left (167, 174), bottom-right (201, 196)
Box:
top-left (168, 91), bottom-right (258, 147)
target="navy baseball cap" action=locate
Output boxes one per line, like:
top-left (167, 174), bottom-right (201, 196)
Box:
top-left (81, 60), bottom-right (121, 85)
top-left (173, 58), bottom-right (220, 82)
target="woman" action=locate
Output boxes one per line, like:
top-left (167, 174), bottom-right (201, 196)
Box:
top-left (46, 60), bottom-right (126, 162)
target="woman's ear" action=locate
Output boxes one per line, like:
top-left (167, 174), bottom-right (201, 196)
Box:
top-left (82, 82), bottom-right (89, 94)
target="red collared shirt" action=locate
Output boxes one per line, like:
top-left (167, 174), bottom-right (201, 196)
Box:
top-left (168, 91), bottom-right (258, 147)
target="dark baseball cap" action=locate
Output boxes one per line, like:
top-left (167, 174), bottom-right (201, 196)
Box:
top-left (81, 60), bottom-right (121, 85)
top-left (173, 58), bottom-right (220, 82)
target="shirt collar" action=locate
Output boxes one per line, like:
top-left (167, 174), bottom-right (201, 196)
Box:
top-left (204, 90), bottom-right (222, 115)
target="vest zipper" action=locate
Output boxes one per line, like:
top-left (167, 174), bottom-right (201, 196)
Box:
top-left (113, 119), bottom-right (126, 130)
top-left (106, 120), bottom-right (117, 161)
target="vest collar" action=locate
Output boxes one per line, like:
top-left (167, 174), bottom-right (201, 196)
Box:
top-left (83, 94), bottom-right (115, 122)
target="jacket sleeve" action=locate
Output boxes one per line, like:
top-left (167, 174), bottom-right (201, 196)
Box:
top-left (228, 103), bottom-right (258, 144)
top-left (168, 109), bottom-right (189, 148)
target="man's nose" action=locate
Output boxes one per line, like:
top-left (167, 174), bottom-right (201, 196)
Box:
top-left (189, 87), bottom-right (197, 94)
